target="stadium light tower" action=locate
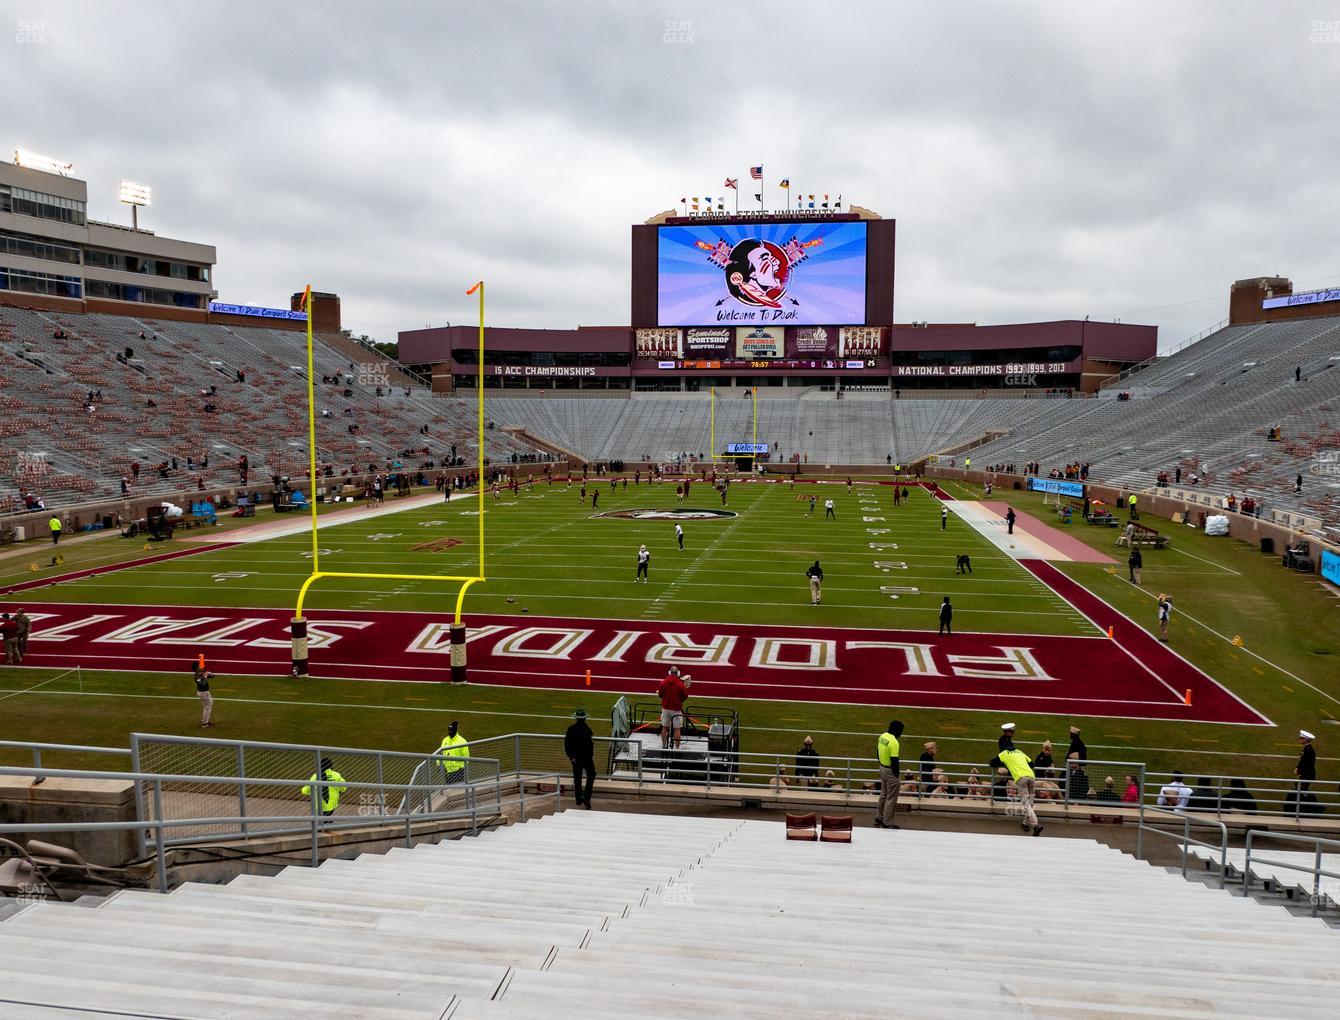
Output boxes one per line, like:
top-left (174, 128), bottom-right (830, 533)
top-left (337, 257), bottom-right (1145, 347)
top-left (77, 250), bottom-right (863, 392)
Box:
top-left (14, 148), bottom-right (73, 176)
top-left (118, 180), bottom-right (152, 230)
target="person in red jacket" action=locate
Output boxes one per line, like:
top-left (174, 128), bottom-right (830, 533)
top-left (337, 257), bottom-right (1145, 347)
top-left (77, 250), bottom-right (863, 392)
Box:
top-left (657, 667), bottom-right (690, 749)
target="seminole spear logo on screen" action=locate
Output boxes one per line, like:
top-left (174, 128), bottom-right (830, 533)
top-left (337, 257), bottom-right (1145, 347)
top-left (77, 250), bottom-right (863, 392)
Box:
top-left (657, 221), bottom-right (867, 327)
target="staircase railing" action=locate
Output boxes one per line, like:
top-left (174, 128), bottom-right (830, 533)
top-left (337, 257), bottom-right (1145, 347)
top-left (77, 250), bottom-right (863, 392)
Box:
top-left (1243, 830), bottom-right (1340, 917)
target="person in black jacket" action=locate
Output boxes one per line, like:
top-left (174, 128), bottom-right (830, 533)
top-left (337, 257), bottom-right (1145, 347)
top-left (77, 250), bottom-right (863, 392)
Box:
top-left (1224, 777), bottom-right (1258, 814)
top-left (565, 709), bottom-right (596, 809)
top-left (938, 596), bottom-right (953, 635)
top-left (1068, 725), bottom-right (1087, 763)
top-left (794, 736), bottom-right (820, 787)
top-left (1286, 729), bottom-right (1318, 815)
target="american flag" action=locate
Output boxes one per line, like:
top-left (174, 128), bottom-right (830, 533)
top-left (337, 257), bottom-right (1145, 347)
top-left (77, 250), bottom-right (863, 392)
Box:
top-left (749, 166), bottom-right (763, 180)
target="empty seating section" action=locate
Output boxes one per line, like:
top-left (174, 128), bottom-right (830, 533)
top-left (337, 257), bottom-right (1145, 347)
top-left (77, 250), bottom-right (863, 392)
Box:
top-left (0, 306), bottom-right (537, 510)
top-left (1, 811), bottom-right (1335, 1017)
top-left (486, 317), bottom-right (1340, 524)
top-left (6, 304), bottom-right (1337, 526)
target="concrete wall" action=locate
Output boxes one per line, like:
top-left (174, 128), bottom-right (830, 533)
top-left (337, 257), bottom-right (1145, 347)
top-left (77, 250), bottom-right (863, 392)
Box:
top-left (0, 775), bottom-right (137, 866)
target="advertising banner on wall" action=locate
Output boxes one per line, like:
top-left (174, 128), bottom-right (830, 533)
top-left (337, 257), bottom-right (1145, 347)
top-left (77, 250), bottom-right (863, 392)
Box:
top-left (1027, 477), bottom-right (1085, 498)
top-left (787, 326), bottom-right (838, 359)
top-left (839, 327), bottom-right (885, 358)
top-left (635, 328), bottom-right (682, 359)
top-left (683, 327), bottom-right (733, 357)
top-left (658, 220), bottom-right (868, 326)
top-left (735, 326), bottom-right (785, 359)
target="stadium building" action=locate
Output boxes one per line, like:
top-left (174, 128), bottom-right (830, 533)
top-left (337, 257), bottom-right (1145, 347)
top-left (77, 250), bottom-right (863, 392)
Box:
top-left (398, 206), bottom-right (1157, 394)
top-left (0, 156), bottom-right (216, 314)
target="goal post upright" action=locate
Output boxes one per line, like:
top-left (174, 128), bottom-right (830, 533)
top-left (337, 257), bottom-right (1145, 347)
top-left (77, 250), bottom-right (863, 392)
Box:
top-left (291, 280), bottom-right (488, 678)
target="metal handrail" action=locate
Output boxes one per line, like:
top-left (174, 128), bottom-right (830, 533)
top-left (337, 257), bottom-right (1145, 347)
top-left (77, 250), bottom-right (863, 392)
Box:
top-left (1243, 830), bottom-right (1340, 917)
top-left (0, 763), bottom-right (562, 895)
top-left (1096, 318), bottom-right (1229, 391)
top-left (1136, 805), bottom-right (1229, 886)
top-left (1140, 771), bottom-right (1339, 820)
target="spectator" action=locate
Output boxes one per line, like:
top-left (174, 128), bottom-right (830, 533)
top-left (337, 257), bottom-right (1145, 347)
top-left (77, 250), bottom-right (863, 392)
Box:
top-left (1122, 774), bottom-right (1141, 804)
top-left (1095, 776), bottom-right (1121, 803)
top-left (821, 769), bottom-right (840, 790)
top-left (1067, 726), bottom-right (1087, 763)
top-left (1224, 777), bottom-right (1258, 814)
top-left (564, 708), bottom-right (596, 809)
top-left (918, 741), bottom-right (938, 795)
top-left (966, 768), bottom-right (988, 799)
top-left (1188, 777), bottom-right (1217, 812)
top-left (769, 765), bottom-right (790, 792)
top-left (1157, 772), bottom-right (1192, 814)
top-left (1031, 740), bottom-right (1054, 779)
top-left (657, 667), bottom-right (689, 748)
top-left (794, 736), bottom-right (820, 786)
top-left (1066, 752), bottom-right (1090, 800)
top-left (1129, 546), bottom-right (1143, 585)
top-left (898, 770), bottom-right (920, 797)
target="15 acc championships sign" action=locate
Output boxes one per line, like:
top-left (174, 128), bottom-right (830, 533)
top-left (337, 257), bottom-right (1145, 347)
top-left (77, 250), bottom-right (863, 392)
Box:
top-left (490, 365), bottom-right (597, 377)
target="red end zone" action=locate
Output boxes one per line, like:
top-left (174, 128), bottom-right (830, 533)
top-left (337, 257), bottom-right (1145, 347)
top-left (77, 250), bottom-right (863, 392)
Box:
top-left (5, 594), bottom-right (1268, 725)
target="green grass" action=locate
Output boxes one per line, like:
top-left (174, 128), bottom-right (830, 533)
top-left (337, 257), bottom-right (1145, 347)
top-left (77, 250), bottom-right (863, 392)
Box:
top-left (2, 476), bottom-right (1337, 779)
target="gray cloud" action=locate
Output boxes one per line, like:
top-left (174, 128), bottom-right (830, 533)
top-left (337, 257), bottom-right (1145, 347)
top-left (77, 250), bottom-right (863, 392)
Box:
top-left (2, 0), bottom-right (1336, 346)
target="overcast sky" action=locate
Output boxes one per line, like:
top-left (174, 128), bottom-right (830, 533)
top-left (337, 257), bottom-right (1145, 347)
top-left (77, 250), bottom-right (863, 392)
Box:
top-left (3, 0), bottom-right (1337, 347)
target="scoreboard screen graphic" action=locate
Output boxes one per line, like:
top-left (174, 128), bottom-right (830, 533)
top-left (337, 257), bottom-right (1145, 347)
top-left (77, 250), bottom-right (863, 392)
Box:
top-left (657, 221), bottom-right (867, 327)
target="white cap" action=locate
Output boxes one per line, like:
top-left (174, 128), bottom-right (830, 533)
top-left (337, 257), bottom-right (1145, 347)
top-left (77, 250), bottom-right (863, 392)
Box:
top-left (1001, 722), bottom-right (1016, 731)
top-left (1300, 730), bottom-right (1315, 741)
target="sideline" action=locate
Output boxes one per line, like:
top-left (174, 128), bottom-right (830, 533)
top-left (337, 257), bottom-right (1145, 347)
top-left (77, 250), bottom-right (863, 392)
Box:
top-left (1, 686), bottom-right (1331, 766)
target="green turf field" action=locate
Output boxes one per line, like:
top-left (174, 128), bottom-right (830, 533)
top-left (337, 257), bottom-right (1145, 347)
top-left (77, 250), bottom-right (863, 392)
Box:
top-left (1, 476), bottom-right (1337, 780)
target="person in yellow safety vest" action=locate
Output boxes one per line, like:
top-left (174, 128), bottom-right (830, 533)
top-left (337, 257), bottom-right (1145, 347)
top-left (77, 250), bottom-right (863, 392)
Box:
top-left (302, 757), bottom-right (347, 817)
top-left (48, 516), bottom-right (62, 545)
top-left (991, 746), bottom-right (1043, 836)
top-left (874, 720), bottom-right (904, 830)
top-left (1127, 493), bottom-right (1138, 519)
top-left (964, 456), bottom-right (970, 471)
top-left (440, 720), bottom-right (470, 783)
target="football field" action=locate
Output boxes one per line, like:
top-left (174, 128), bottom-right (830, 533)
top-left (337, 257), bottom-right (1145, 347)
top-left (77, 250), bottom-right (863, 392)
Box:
top-left (1, 476), bottom-right (1336, 775)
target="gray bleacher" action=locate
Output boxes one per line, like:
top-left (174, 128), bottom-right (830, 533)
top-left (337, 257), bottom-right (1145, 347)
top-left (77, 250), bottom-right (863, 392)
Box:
top-left (0, 306), bottom-right (540, 511)
top-left (2, 810), bottom-right (1336, 1017)
top-left (487, 316), bottom-right (1340, 525)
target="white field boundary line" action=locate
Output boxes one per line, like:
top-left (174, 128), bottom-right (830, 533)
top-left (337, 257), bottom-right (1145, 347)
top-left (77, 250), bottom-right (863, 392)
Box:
top-left (1, 597), bottom-right (1110, 642)
top-left (17, 581), bottom-right (1075, 618)
top-left (1098, 571), bottom-right (1340, 709)
top-left (4, 680), bottom-right (1324, 756)
top-left (0, 671), bottom-right (1243, 726)
top-left (1027, 561), bottom-right (1276, 726)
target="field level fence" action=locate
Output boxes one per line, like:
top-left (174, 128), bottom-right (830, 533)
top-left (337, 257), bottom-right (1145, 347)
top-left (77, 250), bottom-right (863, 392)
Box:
top-left (130, 732), bottom-right (502, 856)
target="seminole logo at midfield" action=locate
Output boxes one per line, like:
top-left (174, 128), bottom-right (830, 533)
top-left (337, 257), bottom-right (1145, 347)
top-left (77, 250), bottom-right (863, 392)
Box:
top-left (594, 508), bottom-right (738, 520)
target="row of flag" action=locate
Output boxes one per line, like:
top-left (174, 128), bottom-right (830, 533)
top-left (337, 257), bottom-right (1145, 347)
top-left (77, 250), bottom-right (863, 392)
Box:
top-left (680, 188), bottom-right (842, 210)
